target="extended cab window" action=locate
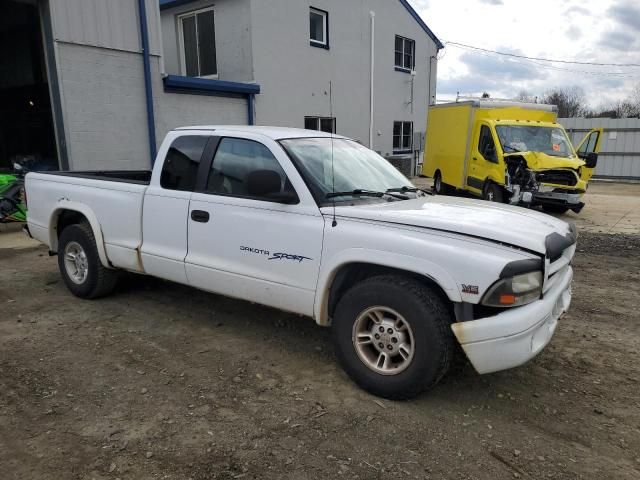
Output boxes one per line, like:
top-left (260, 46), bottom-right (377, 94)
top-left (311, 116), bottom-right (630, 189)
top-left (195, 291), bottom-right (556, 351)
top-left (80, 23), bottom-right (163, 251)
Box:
top-left (206, 138), bottom-right (294, 201)
top-left (478, 125), bottom-right (497, 163)
top-left (160, 136), bottom-right (208, 191)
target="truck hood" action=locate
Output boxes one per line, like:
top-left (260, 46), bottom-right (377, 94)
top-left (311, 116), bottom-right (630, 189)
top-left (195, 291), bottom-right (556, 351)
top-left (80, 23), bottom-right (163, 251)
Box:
top-left (505, 151), bottom-right (584, 170)
top-left (326, 196), bottom-right (573, 256)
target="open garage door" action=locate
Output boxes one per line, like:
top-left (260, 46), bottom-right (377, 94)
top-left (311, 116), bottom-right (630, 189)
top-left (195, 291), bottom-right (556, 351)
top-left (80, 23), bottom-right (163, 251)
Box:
top-left (0, 0), bottom-right (60, 171)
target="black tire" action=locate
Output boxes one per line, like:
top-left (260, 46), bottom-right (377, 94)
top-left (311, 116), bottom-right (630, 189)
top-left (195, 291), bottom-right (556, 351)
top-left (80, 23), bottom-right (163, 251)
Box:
top-left (332, 275), bottom-right (454, 400)
top-left (433, 171), bottom-right (454, 195)
top-left (482, 182), bottom-right (504, 203)
top-left (57, 223), bottom-right (118, 299)
top-left (542, 204), bottom-right (570, 214)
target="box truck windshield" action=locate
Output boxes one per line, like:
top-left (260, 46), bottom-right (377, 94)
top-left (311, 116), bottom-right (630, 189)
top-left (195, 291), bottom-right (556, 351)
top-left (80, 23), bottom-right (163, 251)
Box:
top-left (496, 125), bottom-right (575, 158)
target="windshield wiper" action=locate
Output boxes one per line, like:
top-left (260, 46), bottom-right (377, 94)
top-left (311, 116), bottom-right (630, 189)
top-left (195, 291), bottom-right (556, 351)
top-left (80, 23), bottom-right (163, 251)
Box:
top-left (502, 145), bottom-right (521, 153)
top-left (325, 189), bottom-right (386, 199)
top-left (386, 186), bottom-right (432, 196)
top-left (325, 189), bottom-right (409, 200)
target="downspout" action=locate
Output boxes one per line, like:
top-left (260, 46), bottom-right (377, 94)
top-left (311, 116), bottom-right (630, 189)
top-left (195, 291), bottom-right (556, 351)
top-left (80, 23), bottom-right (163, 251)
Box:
top-left (247, 94), bottom-right (254, 125)
top-left (427, 56), bottom-right (435, 106)
top-left (369, 11), bottom-right (375, 149)
top-left (137, 0), bottom-right (158, 165)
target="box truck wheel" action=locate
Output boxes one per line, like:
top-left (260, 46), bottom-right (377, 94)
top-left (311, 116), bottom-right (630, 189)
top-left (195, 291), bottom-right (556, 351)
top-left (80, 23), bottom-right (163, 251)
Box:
top-left (433, 171), bottom-right (454, 195)
top-left (483, 182), bottom-right (504, 203)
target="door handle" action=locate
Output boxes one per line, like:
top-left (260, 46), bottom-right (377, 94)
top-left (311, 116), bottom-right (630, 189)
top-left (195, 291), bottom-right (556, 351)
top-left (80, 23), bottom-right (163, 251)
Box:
top-left (190, 210), bottom-right (210, 223)
top-left (472, 156), bottom-right (478, 161)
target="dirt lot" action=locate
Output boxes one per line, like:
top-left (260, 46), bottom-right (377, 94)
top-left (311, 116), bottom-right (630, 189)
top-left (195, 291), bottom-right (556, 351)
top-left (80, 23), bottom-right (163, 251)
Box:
top-left (1, 200), bottom-right (640, 479)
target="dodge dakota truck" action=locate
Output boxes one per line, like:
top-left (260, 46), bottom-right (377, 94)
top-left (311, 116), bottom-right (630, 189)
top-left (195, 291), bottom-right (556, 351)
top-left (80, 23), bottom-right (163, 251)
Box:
top-left (25, 126), bottom-right (576, 399)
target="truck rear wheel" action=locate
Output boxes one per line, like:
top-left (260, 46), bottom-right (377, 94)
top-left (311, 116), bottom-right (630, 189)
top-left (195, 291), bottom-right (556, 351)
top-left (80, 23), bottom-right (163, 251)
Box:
top-left (332, 275), bottom-right (454, 399)
top-left (57, 223), bottom-right (118, 299)
top-left (433, 171), bottom-right (454, 195)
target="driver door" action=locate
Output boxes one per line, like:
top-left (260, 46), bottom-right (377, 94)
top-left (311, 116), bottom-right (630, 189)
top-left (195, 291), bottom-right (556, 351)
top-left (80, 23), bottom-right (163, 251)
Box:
top-left (185, 133), bottom-right (324, 317)
top-left (468, 123), bottom-right (499, 194)
top-left (575, 128), bottom-right (603, 181)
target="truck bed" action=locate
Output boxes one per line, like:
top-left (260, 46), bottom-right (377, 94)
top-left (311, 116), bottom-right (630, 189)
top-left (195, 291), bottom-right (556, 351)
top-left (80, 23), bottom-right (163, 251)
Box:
top-left (25, 170), bottom-right (149, 273)
top-left (36, 170), bottom-right (152, 185)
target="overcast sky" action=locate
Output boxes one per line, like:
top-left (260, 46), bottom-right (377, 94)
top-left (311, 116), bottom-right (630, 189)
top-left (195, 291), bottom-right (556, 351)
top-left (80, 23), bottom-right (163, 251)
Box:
top-left (409, 0), bottom-right (640, 107)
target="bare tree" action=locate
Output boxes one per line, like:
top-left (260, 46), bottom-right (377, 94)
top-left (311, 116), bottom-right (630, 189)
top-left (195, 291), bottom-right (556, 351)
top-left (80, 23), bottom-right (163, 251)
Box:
top-left (585, 83), bottom-right (640, 119)
top-left (540, 86), bottom-right (587, 117)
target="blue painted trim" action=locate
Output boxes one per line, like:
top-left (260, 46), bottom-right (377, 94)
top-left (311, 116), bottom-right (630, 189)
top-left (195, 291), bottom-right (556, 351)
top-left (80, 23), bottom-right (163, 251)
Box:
top-left (163, 75), bottom-right (261, 96)
top-left (247, 94), bottom-right (254, 125)
top-left (138, 0), bottom-right (157, 166)
top-left (159, 0), bottom-right (197, 10)
top-left (397, 0), bottom-right (444, 49)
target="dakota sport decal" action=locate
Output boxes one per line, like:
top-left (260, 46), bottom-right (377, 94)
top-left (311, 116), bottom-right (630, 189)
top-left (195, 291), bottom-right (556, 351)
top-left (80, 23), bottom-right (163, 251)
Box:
top-left (240, 246), bottom-right (311, 263)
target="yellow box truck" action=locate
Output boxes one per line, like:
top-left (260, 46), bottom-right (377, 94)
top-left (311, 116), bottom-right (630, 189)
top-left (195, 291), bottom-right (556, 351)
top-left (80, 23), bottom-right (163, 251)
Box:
top-left (422, 100), bottom-right (602, 214)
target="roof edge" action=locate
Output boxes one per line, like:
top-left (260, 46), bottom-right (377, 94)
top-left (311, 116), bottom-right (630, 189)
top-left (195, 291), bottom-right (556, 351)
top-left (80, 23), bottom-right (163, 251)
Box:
top-left (397, 0), bottom-right (444, 50)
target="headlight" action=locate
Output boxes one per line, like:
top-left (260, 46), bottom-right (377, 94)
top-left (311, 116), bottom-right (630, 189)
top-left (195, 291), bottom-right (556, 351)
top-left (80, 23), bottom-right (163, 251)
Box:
top-left (482, 271), bottom-right (542, 307)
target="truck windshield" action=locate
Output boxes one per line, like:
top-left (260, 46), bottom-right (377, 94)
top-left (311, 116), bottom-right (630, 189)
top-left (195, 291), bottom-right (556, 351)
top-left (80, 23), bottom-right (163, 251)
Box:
top-left (280, 137), bottom-right (414, 205)
top-left (495, 125), bottom-right (574, 158)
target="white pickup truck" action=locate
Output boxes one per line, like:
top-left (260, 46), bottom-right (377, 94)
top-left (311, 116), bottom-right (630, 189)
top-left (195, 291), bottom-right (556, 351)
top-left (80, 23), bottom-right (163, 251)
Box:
top-left (25, 126), bottom-right (576, 399)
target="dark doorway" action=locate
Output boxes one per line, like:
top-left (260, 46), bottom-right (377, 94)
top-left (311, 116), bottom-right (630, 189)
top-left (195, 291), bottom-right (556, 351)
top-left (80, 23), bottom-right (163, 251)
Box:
top-left (0, 0), bottom-right (58, 171)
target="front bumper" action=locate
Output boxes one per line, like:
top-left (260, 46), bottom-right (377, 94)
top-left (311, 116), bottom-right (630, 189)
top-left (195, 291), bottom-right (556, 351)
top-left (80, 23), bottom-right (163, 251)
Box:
top-left (534, 190), bottom-right (583, 205)
top-left (451, 266), bottom-right (573, 374)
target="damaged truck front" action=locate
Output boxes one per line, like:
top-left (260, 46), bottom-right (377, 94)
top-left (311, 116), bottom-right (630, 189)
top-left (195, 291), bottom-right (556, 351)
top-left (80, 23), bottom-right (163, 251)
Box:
top-left (423, 99), bottom-right (602, 214)
top-left (499, 122), bottom-right (602, 214)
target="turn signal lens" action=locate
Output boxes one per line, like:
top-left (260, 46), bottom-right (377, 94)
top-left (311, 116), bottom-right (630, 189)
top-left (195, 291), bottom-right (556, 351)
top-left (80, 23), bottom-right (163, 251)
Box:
top-left (482, 271), bottom-right (542, 308)
top-left (499, 294), bottom-right (516, 305)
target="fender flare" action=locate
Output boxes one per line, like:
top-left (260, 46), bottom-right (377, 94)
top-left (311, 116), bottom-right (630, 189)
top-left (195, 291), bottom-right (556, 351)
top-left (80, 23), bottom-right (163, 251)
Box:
top-left (313, 248), bottom-right (462, 326)
top-left (49, 201), bottom-right (111, 268)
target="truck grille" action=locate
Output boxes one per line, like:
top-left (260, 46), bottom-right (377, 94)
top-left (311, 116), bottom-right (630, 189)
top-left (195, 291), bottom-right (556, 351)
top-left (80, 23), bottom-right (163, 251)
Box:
top-left (544, 243), bottom-right (576, 293)
top-left (536, 170), bottom-right (578, 186)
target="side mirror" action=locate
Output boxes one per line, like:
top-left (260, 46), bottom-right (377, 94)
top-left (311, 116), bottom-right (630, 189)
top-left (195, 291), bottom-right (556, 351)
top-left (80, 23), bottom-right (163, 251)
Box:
top-left (246, 170), bottom-right (298, 204)
top-left (584, 152), bottom-right (598, 169)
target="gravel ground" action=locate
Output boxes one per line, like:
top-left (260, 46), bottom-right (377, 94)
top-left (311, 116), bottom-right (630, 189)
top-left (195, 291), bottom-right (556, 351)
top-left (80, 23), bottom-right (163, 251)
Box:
top-left (1, 232), bottom-right (639, 480)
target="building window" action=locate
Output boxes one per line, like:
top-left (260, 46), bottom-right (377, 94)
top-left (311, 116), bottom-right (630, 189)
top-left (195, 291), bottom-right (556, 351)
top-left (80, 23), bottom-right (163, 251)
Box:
top-left (393, 121), bottom-right (413, 152)
top-left (309, 7), bottom-right (329, 48)
top-left (179, 8), bottom-right (217, 77)
top-left (394, 35), bottom-right (415, 71)
top-left (305, 116), bottom-right (336, 133)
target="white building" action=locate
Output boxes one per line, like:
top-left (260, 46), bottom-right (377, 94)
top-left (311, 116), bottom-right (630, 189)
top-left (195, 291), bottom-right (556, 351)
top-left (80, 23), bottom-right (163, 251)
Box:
top-left (0, 0), bottom-right (442, 173)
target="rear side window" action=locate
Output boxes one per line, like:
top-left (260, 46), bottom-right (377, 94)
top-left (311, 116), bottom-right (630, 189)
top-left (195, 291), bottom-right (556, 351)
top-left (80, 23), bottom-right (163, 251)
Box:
top-left (206, 137), bottom-right (291, 199)
top-left (160, 136), bottom-right (208, 191)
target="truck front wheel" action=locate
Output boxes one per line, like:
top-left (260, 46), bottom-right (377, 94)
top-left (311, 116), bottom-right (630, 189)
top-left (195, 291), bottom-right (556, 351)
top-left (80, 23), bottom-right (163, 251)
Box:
top-left (483, 182), bottom-right (504, 203)
top-left (542, 204), bottom-right (570, 214)
top-left (332, 275), bottom-right (454, 399)
top-left (57, 223), bottom-right (118, 299)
